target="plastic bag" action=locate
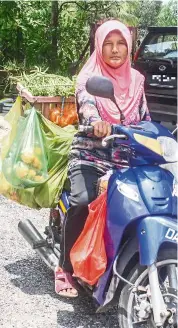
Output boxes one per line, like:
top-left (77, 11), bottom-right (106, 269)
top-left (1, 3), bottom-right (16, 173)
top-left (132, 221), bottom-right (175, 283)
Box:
top-left (0, 98), bottom-right (77, 208)
top-left (70, 191), bottom-right (107, 285)
top-left (0, 98), bottom-right (41, 208)
top-left (97, 170), bottom-right (113, 196)
top-left (33, 113), bottom-right (77, 208)
top-left (3, 107), bottom-right (48, 188)
top-left (0, 117), bottom-right (11, 148)
top-left (0, 169), bottom-right (40, 208)
top-left (49, 98), bottom-right (78, 127)
top-left (0, 97), bottom-right (21, 201)
top-left (0, 171), bottom-right (20, 203)
top-left (0, 96), bottom-right (22, 160)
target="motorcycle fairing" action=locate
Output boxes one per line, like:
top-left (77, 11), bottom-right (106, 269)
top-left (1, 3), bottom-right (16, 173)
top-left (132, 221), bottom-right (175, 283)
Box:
top-left (97, 214), bottom-right (178, 312)
top-left (137, 215), bottom-right (177, 266)
top-left (93, 165), bottom-right (176, 305)
top-left (133, 165), bottom-right (176, 214)
top-left (112, 121), bottom-right (176, 166)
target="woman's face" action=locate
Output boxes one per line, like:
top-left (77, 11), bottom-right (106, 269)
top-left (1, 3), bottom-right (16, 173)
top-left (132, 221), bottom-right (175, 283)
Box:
top-left (102, 31), bottom-right (128, 68)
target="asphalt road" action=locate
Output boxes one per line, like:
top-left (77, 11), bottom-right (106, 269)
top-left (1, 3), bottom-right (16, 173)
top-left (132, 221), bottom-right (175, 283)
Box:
top-left (0, 195), bottom-right (118, 328)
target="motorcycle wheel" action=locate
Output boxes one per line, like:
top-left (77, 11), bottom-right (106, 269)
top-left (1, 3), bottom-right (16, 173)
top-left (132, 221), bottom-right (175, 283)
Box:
top-left (118, 248), bottom-right (177, 328)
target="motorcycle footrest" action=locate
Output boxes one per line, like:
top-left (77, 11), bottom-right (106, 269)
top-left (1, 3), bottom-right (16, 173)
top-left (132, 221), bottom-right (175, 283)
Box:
top-left (32, 239), bottom-right (47, 249)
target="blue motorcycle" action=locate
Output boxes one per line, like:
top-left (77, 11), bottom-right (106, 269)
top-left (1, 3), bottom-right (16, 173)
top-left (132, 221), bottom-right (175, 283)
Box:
top-left (18, 76), bottom-right (178, 328)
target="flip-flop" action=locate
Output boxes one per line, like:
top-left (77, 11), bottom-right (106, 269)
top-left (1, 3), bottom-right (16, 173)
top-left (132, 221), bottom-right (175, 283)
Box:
top-left (55, 269), bottom-right (78, 298)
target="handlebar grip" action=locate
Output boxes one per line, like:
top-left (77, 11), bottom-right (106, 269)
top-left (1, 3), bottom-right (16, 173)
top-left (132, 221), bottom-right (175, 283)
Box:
top-left (78, 125), bottom-right (94, 134)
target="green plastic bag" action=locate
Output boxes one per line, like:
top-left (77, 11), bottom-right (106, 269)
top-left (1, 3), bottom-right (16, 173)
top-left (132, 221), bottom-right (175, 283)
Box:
top-left (33, 113), bottom-right (77, 208)
top-left (3, 107), bottom-right (49, 188)
top-left (0, 170), bottom-right (39, 208)
top-left (1, 98), bottom-right (77, 208)
top-left (0, 98), bottom-right (40, 208)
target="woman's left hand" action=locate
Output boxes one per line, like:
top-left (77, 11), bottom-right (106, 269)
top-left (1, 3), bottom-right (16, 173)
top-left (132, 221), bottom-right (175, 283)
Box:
top-left (91, 121), bottom-right (111, 138)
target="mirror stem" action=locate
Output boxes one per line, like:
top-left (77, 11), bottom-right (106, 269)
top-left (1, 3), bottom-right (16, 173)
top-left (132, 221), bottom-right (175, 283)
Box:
top-left (111, 96), bottom-right (125, 124)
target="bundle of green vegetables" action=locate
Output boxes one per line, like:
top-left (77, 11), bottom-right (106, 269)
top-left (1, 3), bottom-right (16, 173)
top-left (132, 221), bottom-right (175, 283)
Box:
top-left (10, 67), bottom-right (76, 97)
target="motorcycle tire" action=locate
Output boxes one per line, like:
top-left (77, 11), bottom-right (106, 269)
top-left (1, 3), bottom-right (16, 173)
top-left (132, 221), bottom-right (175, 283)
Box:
top-left (118, 248), bottom-right (177, 328)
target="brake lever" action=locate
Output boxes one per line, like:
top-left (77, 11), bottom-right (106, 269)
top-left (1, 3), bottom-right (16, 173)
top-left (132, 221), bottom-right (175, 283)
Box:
top-left (172, 125), bottom-right (178, 136)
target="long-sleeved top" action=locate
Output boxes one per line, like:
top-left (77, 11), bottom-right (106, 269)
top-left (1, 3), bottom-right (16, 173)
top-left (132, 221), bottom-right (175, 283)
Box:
top-left (68, 87), bottom-right (151, 173)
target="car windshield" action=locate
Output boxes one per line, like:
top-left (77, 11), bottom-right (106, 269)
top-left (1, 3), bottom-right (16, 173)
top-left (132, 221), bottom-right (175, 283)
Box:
top-left (140, 33), bottom-right (178, 60)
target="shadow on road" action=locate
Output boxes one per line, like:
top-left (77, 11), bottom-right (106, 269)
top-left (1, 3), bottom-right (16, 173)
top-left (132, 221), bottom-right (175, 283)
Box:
top-left (5, 256), bottom-right (118, 327)
top-left (5, 256), bottom-right (56, 296)
top-left (57, 309), bottom-right (118, 328)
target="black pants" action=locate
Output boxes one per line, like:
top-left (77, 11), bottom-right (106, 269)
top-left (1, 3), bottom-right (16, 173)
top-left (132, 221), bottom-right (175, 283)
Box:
top-left (59, 165), bottom-right (107, 272)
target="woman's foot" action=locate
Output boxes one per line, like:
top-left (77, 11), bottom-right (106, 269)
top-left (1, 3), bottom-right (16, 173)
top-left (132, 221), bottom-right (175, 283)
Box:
top-left (55, 267), bottom-right (78, 298)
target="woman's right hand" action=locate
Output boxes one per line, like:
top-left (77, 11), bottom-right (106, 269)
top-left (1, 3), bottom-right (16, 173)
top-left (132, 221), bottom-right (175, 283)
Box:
top-left (91, 121), bottom-right (111, 138)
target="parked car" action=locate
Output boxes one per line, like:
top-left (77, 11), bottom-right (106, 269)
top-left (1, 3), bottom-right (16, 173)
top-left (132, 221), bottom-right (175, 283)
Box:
top-left (133, 26), bottom-right (177, 124)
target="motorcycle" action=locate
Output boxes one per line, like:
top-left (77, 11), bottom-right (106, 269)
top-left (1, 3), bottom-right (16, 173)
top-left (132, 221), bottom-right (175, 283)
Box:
top-left (18, 76), bottom-right (178, 328)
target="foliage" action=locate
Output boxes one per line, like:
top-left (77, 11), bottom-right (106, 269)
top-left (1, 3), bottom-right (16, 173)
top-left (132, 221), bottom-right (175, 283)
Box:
top-left (129, 0), bottom-right (162, 27)
top-left (157, 0), bottom-right (177, 26)
top-left (0, 1), bottom-right (51, 67)
top-left (0, 0), bottom-right (174, 78)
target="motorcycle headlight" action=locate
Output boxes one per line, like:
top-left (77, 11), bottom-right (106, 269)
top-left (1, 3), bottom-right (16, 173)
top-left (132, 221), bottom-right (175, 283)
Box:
top-left (134, 134), bottom-right (163, 155)
top-left (157, 136), bottom-right (178, 162)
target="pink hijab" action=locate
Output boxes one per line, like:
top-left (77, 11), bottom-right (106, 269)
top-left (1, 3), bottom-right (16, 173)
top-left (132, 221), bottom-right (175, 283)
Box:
top-left (76, 20), bottom-right (145, 124)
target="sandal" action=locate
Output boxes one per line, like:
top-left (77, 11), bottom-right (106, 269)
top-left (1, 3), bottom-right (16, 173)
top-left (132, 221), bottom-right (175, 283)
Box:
top-left (55, 268), bottom-right (78, 298)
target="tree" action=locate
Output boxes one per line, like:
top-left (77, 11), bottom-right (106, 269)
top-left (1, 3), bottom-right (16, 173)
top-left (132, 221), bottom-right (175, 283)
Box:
top-left (51, 0), bottom-right (59, 69)
top-left (0, 0), bottom-right (170, 76)
top-left (157, 0), bottom-right (177, 26)
top-left (0, 0), bottom-right (51, 67)
top-left (131, 0), bottom-right (162, 27)
top-left (0, 0), bottom-right (23, 63)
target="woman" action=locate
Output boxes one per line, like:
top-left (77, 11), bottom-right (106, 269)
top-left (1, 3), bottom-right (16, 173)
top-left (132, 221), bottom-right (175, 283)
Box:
top-left (55, 19), bottom-right (151, 297)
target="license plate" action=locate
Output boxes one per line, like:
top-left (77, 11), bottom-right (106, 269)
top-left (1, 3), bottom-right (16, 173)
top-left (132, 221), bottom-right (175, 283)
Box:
top-left (148, 74), bottom-right (177, 87)
top-left (152, 74), bottom-right (176, 82)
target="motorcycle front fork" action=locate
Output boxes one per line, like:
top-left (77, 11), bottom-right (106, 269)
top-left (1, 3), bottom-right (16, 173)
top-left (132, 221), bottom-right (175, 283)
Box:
top-left (148, 263), bottom-right (169, 327)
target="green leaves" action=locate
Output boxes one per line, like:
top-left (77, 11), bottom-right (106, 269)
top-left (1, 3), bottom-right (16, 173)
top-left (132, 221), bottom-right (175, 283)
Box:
top-left (0, 0), bottom-right (176, 78)
top-left (157, 0), bottom-right (177, 26)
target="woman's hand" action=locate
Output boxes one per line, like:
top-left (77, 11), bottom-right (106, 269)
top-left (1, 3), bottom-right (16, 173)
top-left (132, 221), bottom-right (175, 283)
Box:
top-left (91, 121), bottom-right (111, 138)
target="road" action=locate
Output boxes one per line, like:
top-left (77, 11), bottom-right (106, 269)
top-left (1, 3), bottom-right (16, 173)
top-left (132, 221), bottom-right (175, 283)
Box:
top-left (0, 195), bottom-right (118, 328)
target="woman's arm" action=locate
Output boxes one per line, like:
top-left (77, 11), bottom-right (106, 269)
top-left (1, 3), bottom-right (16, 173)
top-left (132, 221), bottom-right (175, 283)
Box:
top-left (76, 88), bottom-right (102, 125)
top-left (76, 87), bottom-right (111, 137)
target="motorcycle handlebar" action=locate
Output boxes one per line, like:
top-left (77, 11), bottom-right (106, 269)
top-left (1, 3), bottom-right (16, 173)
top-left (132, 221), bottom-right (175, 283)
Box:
top-left (78, 123), bottom-right (143, 136)
top-left (78, 124), bottom-right (143, 134)
top-left (78, 125), bottom-right (94, 134)
top-left (78, 125), bottom-right (125, 147)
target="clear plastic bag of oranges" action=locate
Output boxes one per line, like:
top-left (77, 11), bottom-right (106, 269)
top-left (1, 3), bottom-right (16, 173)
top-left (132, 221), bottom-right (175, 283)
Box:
top-left (3, 107), bottom-right (48, 188)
